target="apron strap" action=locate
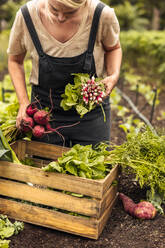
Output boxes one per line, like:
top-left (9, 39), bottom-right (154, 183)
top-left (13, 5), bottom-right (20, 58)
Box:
top-left (21, 4), bottom-right (44, 57)
top-left (83, 2), bottom-right (105, 72)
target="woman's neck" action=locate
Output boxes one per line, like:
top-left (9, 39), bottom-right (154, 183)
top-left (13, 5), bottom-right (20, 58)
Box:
top-left (36, 0), bottom-right (88, 43)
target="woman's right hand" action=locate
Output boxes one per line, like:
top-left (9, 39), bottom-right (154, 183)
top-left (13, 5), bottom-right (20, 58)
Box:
top-left (16, 102), bottom-right (30, 129)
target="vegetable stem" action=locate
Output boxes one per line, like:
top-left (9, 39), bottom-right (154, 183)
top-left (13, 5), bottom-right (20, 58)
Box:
top-left (100, 103), bottom-right (106, 122)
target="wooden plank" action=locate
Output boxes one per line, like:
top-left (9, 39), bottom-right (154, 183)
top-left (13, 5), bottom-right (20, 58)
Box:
top-left (0, 198), bottom-right (98, 239)
top-left (24, 140), bottom-right (70, 160)
top-left (0, 178), bottom-right (99, 217)
top-left (98, 185), bottom-right (118, 218)
top-left (97, 193), bottom-right (118, 238)
top-left (0, 162), bottom-right (105, 198)
top-left (10, 142), bottom-right (18, 155)
top-left (101, 165), bottom-right (119, 195)
top-left (17, 140), bottom-right (26, 160)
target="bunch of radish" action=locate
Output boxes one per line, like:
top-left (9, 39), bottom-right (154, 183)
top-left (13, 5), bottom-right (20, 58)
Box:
top-left (81, 76), bottom-right (105, 105)
top-left (20, 102), bottom-right (79, 139)
top-left (119, 193), bottom-right (157, 220)
top-left (20, 102), bottom-right (54, 138)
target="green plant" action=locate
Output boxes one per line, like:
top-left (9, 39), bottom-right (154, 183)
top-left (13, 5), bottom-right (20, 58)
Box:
top-left (0, 214), bottom-right (24, 248)
top-left (0, 30), bottom-right (10, 71)
top-left (108, 127), bottom-right (165, 212)
top-left (0, 59), bottom-right (32, 102)
top-left (115, 1), bottom-right (149, 30)
top-left (0, 0), bottom-right (27, 29)
top-left (120, 31), bottom-right (165, 86)
top-left (0, 127), bottom-right (20, 163)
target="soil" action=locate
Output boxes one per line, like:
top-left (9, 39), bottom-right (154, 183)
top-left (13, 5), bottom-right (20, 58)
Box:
top-left (1, 72), bottom-right (165, 248)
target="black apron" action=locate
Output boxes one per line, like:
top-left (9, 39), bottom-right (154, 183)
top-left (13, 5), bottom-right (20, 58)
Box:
top-left (21, 2), bottom-right (111, 147)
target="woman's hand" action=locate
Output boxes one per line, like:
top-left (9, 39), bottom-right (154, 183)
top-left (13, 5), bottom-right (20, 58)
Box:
top-left (101, 74), bottom-right (118, 97)
top-left (16, 102), bottom-right (30, 129)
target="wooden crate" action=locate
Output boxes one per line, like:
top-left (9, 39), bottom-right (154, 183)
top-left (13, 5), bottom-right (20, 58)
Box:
top-left (0, 140), bottom-right (119, 239)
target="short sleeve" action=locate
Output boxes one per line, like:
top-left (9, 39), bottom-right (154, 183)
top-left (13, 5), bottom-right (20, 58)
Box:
top-left (101, 7), bottom-right (120, 48)
top-left (7, 9), bottom-right (26, 55)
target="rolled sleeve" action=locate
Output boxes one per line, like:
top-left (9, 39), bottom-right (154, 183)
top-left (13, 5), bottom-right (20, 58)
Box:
top-left (7, 9), bottom-right (26, 55)
top-left (101, 7), bottom-right (120, 48)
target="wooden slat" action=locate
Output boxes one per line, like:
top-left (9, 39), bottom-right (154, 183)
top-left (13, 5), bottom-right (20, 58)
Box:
top-left (24, 140), bottom-right (70, 160)
top-left (98, 185), bottom-right (118, 218)
top-left (101, 165), bottom-right (119, 195)
top-left (0, 178), bottom-right (99, 217)
top-left (0, 198), bottom-right (98, 239)
top-left (10, 142), bottom-right (18, 155)
top-left (17, 140), bottom-right (26, 160)
top-left (97, 193), bottom-right (118, 238)
top-left (0, 162), bottom-right (108, 198)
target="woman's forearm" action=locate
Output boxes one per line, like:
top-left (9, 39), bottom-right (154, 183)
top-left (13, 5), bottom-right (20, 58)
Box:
top-left (8, 54), bottom-right (30, 106)
top-left (102, 42), bottom-right (122, 95)
top-left (8, 54), bottom-right (30, 127)
top-left (105, 47), bottom-right (122, 81)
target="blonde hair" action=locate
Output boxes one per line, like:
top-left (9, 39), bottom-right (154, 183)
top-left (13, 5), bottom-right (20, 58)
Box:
top-left (46, 0), bottom-right (86, 10)
top-left (45, 0), bottom-right (87, 23)
top-left (56, 0), bottom-right (87, 8)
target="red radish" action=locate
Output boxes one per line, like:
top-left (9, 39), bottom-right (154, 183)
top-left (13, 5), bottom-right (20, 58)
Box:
top-left (32, 124), bottom-right (63, 139)
top-left (21, 116), bottom-right (34, 133)
top-left (32, 125), bottom-right (46, 138)
top-left (81, 76), bottom-right (105, 105)
top-left (134, 201), bottom-right (157, 219)
top-left (33, 110), bottom-right (50, 125)
top-left (45, 123), bottom-right (56, 132)
top-left (119, 193), bottom-right (136, 216)
top-left (119, 193), bottom-right (157, 219)
top-left (26, 103), bottom-right (38, 116)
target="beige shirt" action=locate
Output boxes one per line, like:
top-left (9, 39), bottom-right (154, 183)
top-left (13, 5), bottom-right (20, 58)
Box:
top-left (7, 0), bottom-right (120, 85)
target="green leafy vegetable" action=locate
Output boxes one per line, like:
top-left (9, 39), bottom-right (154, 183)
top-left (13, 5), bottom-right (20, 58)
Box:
top-left (0, 215), bottom-right (24, 248)
top-left (0, 128), bottom-right (20, 163)
top-left (0, 139), bottom-right (12, 162)
top-left (42, 143), bottom-right (113, 179)
top-left (0, 102), bottom-right (20, 144)
top-left (146, 190), bottom-right (165, 214)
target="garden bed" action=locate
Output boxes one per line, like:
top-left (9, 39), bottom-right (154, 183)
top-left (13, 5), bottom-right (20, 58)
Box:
top-left (0, 71), bottom-right (165, 247)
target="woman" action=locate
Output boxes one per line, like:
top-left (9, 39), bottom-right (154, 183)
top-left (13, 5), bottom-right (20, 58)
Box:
top-left (7, 0), bottom-right (122, 147)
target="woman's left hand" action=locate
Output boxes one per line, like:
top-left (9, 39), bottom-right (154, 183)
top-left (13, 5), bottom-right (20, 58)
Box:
top-left (101, 74), bottom-right (118, 97)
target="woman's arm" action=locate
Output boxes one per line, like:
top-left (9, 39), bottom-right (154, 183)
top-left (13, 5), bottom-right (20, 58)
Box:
top-left (102, 41), bottom-right (122, 96)
top-left (8, 53), bottom-right (30, 127)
